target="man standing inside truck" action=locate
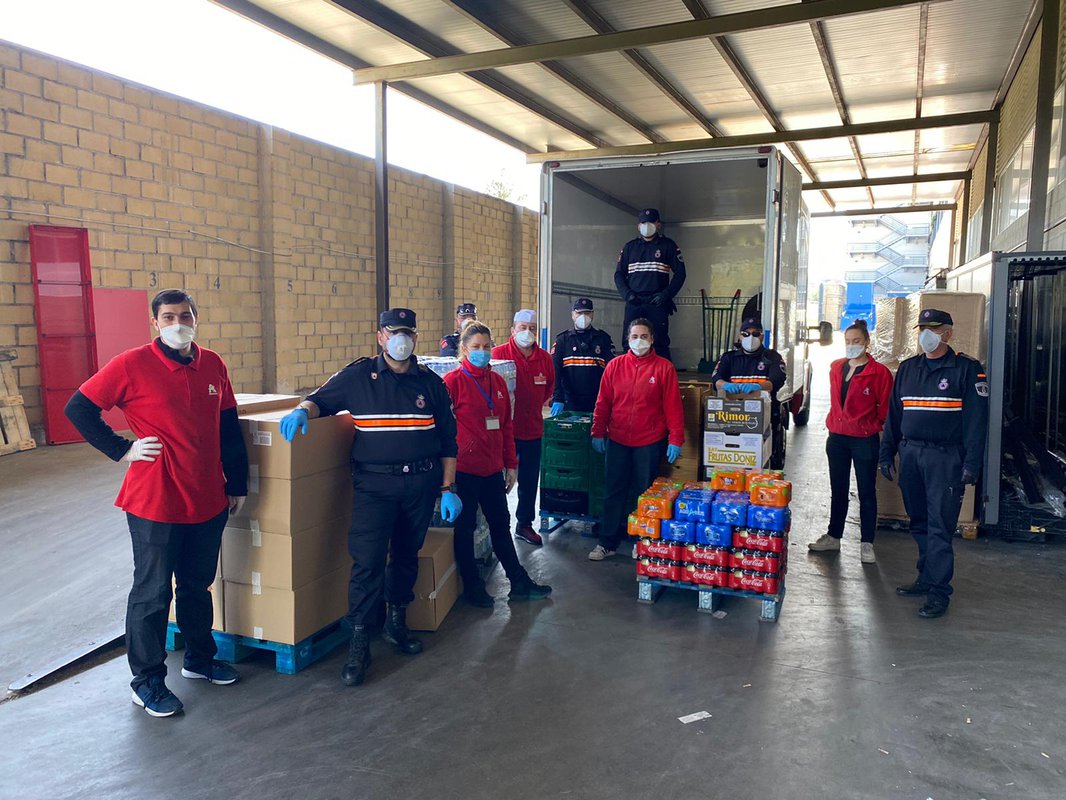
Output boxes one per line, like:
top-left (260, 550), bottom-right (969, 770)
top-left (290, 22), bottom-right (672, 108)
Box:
top-left (614, 208), bottom-right (686, 361)
top-left (64, 288), bottom-right (248, 718)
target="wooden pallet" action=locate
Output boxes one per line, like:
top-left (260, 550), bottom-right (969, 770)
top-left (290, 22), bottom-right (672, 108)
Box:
top-left (166, 619), bottom-right (350, 675)
top-left (539, 511), bottom-right (600, 537)
top-left (637, 577), bottom-right (786, 623)
top-left (0, 355), bottom-right (36, 456)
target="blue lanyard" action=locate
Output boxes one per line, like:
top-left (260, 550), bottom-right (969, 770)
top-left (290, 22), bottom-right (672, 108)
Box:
top-left (461, 367), bottom-right (494, 414)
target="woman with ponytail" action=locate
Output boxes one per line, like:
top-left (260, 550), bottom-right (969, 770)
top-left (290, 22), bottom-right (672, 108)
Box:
top-left (809, 319), bottom-right (893, 563)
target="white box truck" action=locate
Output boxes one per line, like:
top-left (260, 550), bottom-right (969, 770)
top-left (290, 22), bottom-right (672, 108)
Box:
top-left (537, 146), bottom-right (830, 466)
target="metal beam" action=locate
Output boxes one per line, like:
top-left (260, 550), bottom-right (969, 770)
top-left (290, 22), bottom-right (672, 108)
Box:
top-left (528, 110), bottom-right (996, 163)
top-left (959, 177), bottom-right (972, 263)
top-left (1026, 0), bottom-right (1058, 250)
top-left (210, 0), bottom-right (537, 154)
top-left (802, 171), bottom-right (969, 190)
top-left (978, 117), bottom-right (998, 253)
top-left (811, 203), bottom-right (954, 217)
top-left (329, 0), bottom-right (611, 148)
top-left (374, 82), bottom-right (390, 315)
top-left (555, 173), bottom-right (642, 218)
top-left (911, 3), bottom-right (929, 204)
top-left (442, 0), bottom-right (664, 143)
top-left (352, 0), bottom-right (943, 83)
top-left (805, 7), bottom-right (873, 206)
top-left (561, 0), bottom-right (724, 138)
top-left (682, 0), bottom-right (833, 208)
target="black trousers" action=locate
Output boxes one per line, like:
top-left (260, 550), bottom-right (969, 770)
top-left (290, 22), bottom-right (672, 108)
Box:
top-left (453, 471), bottom-right (530, 590)
top-left (897, 440), bottom-right (965, 602)
top-left (825, 432), bottom-right (879, 543)
top-left (770, 401), bottom-right (785, 471)
top-left (346, 466), bottom-right (440, 627)
top-left (623, 300), bottom-right (671, 360)
top-left (515, 437), bottom-right (541, 528)
top-left (125, 508), bottom-right (227, 690)
top-left (600, 438), bottom-right (665, 550)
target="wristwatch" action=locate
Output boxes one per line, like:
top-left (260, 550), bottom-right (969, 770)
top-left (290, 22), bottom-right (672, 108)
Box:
top-left (440, 483), bottom-right (456, 494)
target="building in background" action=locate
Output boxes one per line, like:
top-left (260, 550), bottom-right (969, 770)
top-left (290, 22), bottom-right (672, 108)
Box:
top-left (845, 214), bottom-right (933, 297)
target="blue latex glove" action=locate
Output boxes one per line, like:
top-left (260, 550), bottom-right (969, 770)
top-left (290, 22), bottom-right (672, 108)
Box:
top-left (440, 491), bottom-right (462, 523)
top-left (280, 408), bottom-right (308, 441)
top-left (550, 402), bottom-right (565, 417)
top-left (591, 437), bottom-right (607, 454)
top-left (666, 444), bottom-right (682, 464)
top-left (740, 383), bottom-right (762, 393)
top-left (720, 382), bottom-right (743, 394)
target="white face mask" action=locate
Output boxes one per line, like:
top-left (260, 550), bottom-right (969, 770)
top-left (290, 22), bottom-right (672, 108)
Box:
top-left (160, 324), bottom-right (195, 349)
top-left (574, 314), bottom-right (591, 330)
top-left (741, 333), bottom-right (761, 353)
top-left (629, 338), bottom-right (652, 356)
top-left (845, 344), bottom-right (866, 360)
top-left (385, 332), bottom-right (414, 361)
top-left (918, 329), bottom-right (942, 354)
top-left (515, 330), bottom-right (536, 348)
top-left (638, 222), bottom-right (656, 238)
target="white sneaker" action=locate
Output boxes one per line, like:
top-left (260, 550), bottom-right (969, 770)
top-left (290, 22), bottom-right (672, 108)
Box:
top-left (808, 534), bottom-right (841, 552)
top-left (588, 545), bottom-right (616, 561)
top-left (860, 543), bottom-right (876, 563)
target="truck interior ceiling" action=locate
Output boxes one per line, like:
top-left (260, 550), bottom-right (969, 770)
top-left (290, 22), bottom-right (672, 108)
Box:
top-left (548, 155), bottom-right (774, 372)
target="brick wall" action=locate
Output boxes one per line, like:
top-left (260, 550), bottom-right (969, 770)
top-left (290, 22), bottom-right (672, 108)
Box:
top-left (0, 41), bottom-right (539, 437)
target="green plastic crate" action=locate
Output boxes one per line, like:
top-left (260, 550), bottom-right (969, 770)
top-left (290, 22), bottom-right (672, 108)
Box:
top-left (542, 438), bottom-right (591, 469)
top-left (541, 466), bottom-right (590, 492)
top-left (542, 412), bottom-right (593, 444)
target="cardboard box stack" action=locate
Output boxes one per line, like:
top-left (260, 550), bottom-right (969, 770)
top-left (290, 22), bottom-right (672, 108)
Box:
top-left (225, 404), bottom-right (354, 644)
top-left (632, 471), bottom-right (792, 596)
top-left (869, 297), bottom-right (909, 371)
top-left (659, 381), bottom-right (713, 481)
top-left (408, 528), bottom-right (461, 631)
top-left (702, 391), bottom-right (772, 474)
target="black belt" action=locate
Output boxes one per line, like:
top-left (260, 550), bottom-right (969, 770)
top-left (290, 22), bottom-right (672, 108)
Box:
top-left (903, 439), bottom-right (961, 450)
top-left (355, 458), bottom-right (437, 475)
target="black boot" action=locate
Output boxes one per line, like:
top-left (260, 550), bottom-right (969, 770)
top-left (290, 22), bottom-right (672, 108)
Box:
top-left (382, 605), bottom-right (423, 655)
top-left (341, 626), bottom-right (371, 687)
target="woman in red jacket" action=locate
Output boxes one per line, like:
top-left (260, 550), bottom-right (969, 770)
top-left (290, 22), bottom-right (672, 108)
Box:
top-left (588, 319), bottom-right (685, 561)
top-left (809, 319), bottom-right (893, 563)
top-left (443, 323), bottom-right (552, 607)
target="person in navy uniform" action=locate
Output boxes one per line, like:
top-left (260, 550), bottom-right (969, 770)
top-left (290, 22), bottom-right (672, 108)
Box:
top-left (440, 302), bottom-right (479, 357)
top-left (710, 316), bottom-right (788, 469)
top-left (549, 298), bottom-right (615, 415)
top-left (879, 308), bottom-right (988, 619)
top-left (614, 208), bottom-right (686, 360)
top-left (280, 308), bottom-right (462, 686)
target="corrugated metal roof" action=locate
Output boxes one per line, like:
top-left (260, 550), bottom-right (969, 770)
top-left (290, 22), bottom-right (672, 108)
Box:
top-left (227, 0), bottom-right (1036, 210)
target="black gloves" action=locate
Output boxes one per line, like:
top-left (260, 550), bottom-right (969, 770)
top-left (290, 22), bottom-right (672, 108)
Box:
top-left (649, 292), bottom-right (668, 307)
top-left (961, 468), bottom-right (977, 486)
top-left (879, 462), bottom-right (895, 481)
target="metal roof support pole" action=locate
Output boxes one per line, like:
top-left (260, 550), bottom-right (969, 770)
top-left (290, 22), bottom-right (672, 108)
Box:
top-left (958, 177), bottom-right (972, 265)
top-left (948, 205), bottom-right (957, 270)
top-left (375, 80), bottom-right (390, 315)
top-left (978, 117), bottom-right (999, 255)
top-left (1026, 1), bottom-right (1059, 251)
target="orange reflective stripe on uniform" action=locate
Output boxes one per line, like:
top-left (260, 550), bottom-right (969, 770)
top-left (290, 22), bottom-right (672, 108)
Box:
top-left (562, 356), bottom-right (606, 368)
top-left (901, 395), bottom-right (963, 411)
top-left (351, 413), bottom-right (436, 432)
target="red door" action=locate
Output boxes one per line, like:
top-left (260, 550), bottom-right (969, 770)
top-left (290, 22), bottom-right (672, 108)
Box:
top-left (28, 225), bottom-right (98, 445)
top-left (93, 288), bottom-right (151, 433)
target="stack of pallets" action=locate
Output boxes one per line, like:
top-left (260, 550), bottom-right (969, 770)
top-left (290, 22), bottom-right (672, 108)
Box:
top-left (0, 352), bottom-right (36, 456)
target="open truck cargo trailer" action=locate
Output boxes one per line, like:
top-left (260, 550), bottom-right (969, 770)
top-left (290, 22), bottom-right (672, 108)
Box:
top-left (538, 146), bottom-right (829, 466)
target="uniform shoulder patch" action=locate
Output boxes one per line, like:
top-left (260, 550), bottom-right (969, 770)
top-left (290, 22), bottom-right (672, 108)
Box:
top-left (975, 381), bottom-right (990, 397)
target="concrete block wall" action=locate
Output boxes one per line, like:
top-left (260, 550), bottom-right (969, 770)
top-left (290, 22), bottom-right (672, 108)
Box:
top-left (0, 41), bottom-right (540, 436)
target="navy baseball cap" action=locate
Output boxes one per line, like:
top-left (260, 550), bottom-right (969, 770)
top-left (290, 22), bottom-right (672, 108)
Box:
top-left (638, 208), bottom-right (660, 223)
top-left (380, 308), bottom-right (417, 331)
top-left (573, 298), bottom-right (594, 312)
top-left (456, 303), bottom-right (477, 316)
top-left (740, 316), bottom-right (764, 332)
top-left (916, 308), bottom-right (953, 327)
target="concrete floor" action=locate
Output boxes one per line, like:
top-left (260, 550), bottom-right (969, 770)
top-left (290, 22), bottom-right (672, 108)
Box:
top-left (3, 345), bottom-right (1066, 799)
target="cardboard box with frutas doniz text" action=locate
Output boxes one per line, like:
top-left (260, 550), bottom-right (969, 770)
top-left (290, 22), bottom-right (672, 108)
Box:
top-left (702, 430), bottom-right (771, 472)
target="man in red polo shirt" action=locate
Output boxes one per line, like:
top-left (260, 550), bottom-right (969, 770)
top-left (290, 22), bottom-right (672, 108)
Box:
top-left (492, 308), bottom-right (554, 546)
top-left (65, 289), bottom-right (247, 718)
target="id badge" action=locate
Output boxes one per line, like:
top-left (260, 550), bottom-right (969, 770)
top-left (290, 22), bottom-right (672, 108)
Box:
top-left (485, 416), bottom-right (501, 430)
top-left (534, 374), bottom-right (547, 385)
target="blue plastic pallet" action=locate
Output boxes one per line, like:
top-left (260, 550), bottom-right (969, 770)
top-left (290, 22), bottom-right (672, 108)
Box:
top-left (539, 510), bottom-right (601, 537)
top-left (166, 619), bottom-right (350, 675)
top-left (636, 577), bottom-right (786, 623)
